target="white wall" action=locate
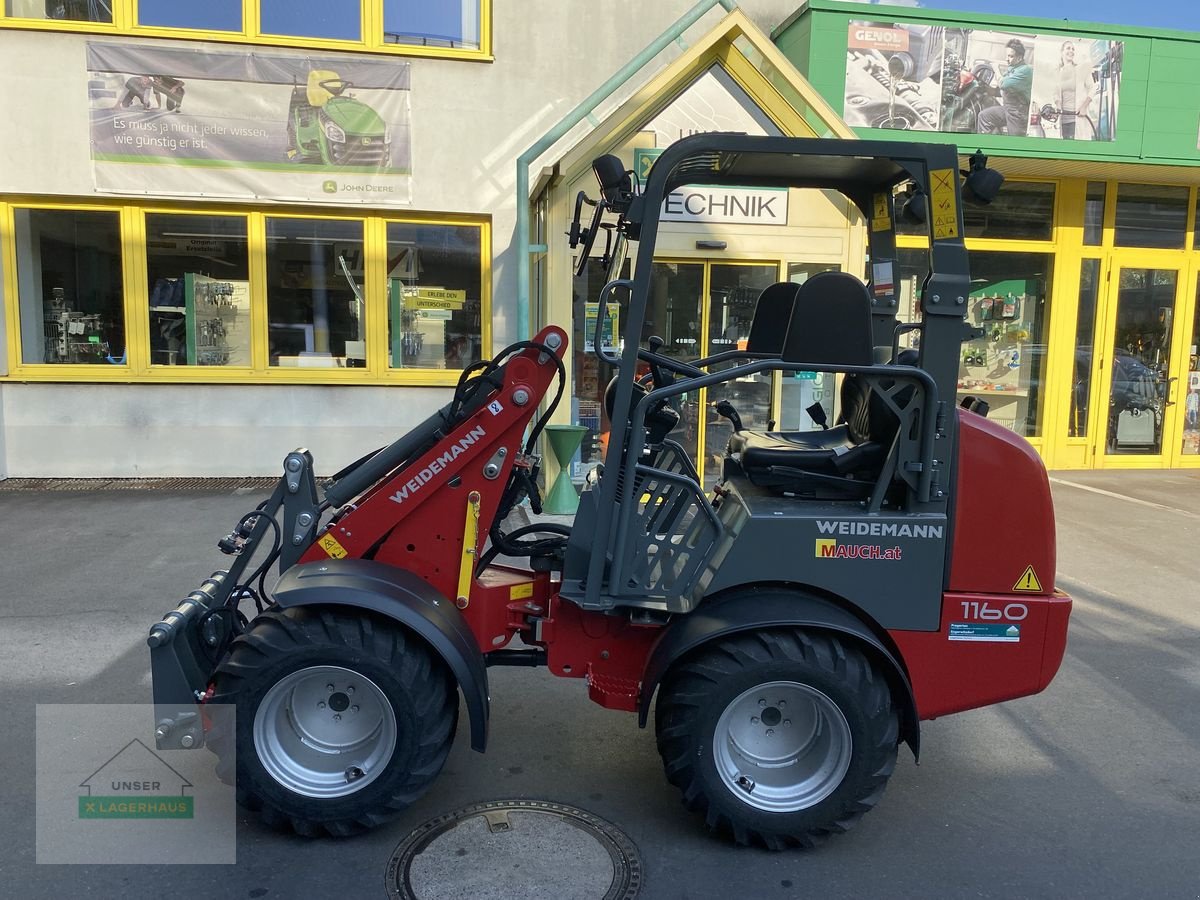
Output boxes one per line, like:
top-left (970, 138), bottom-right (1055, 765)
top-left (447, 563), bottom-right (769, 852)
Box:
top-left (0, 383), bottom-right (448, 477)
top-left (0, 1), bottom-right (804, 477)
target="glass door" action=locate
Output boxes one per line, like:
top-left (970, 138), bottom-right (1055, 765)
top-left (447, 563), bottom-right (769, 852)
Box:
top-left (702, 263), bottom-right (779, 486)
top-left (643, 260), bottom-right (780, 487)
top-left (1173, 268), bottom-right (1200, 465)
top-left (1092, 256), bottom-right (1187, 465)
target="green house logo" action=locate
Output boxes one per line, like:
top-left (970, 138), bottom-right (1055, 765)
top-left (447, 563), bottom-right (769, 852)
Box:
top-left (322, 180), bottom-right (338, 194)
top-left (78, 738), bottom-right (194, 819)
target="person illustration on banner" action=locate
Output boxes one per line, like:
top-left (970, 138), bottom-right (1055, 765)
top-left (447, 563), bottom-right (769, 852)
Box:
top-left (977, 38), bottom-right (1033, 136)
top-left (118, 74), bottom-right (157, 109)
top-left (1054, 41), bottom-right (1094, 139)
top-left (152, 75), bottom-right (186, 112)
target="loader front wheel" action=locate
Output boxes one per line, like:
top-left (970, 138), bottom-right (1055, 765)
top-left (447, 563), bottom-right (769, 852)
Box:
top-left (655, 628), bottom-right (898, 850)
top-left (208, 606), bottom-right (458, 836)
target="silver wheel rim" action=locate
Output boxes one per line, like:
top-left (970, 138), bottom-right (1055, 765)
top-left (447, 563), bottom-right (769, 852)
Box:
top-left (713, 680), bottom-right (853, 813)
top-left (254, 665), bottom-right (397, 799)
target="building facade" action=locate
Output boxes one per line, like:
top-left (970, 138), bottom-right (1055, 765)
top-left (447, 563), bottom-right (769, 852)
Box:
top-left (2, 1), bottom-right (1198, 480)
top-left (774, 1), bottom-right (1200, 471)
top-left (0, 0), bottom-right (803, 478)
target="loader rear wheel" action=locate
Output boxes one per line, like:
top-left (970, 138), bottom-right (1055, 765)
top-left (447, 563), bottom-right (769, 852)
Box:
top-left (655, 628), bottom-right (898, 850)
top-left (208, 606), bottom-right (458, 836)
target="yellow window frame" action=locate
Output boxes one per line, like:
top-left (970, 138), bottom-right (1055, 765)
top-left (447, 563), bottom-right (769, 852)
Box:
top-left (1, 197), bottom-right (492, 385)
top-left (0, 0), bottom-right (493, 62)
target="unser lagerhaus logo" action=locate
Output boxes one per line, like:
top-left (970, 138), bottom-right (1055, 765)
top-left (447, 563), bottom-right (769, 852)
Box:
top-left (78, 738), bottom-right (194, 819)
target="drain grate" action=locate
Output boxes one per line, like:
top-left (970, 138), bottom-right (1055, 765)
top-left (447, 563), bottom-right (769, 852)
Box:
top-left (0, 477), bottom-right (284, 493)
top-left (385, 800), bottom-right (642, 900)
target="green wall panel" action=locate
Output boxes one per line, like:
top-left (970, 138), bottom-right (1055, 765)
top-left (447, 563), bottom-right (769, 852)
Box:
top-left (776, 0), bottom-right (1200, 168)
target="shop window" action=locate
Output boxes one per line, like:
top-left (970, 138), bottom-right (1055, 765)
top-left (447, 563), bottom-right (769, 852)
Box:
top-left (1114, 184), bottom-right (1189, 250)
top-left (961, 182), bottom-right (1055, 241)
top-left (1194, 191), bottom-right (1200, 251)
top-left (7, 0), bottom-right (112, 22)
top-left (259, 0), bottom-right (360, 41)
top-left (386, 222), bottom-right (483, 370)
top-left (13, 208), bottom-right (125, 365)
top-left (1084, 182), bottom-right (1106, 246)
top-left (1069, 259), bottom-right (1101, 437)
top-left (145, 214), bottom-right (251, 366)
top-left (1183, 275), bottom-right (1200, 456)
top-left (895, 181), bottom-right (1054, 241)
top-left (959, 251), bottom-right (1053, 438)
top-left (265, 217), bottom-right (364, 367)
top-left (384, 0), bottom-right (479, 49)
top-left (138, 0), bottom-right (242, 31)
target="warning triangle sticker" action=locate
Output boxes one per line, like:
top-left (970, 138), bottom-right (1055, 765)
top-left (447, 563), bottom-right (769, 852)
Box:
top-left (1013, 565), bottom-right (1042, 593)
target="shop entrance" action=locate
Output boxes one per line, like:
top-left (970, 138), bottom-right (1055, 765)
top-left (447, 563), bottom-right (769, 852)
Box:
top-left (1085, 254), bottom-right (1200, 467)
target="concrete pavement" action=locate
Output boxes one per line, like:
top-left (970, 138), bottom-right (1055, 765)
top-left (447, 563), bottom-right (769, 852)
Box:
top-left (0, 470), bottom-right (1197, 898)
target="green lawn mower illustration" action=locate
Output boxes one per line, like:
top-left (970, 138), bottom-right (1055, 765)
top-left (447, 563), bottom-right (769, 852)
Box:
top-left (286, 70), bottom-right (390, 167)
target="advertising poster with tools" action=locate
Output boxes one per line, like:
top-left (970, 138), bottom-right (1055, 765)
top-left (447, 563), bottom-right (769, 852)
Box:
top-left (86, 43), bottom-right (411, 204)
top-left (844, 20), bottom-right (1122, 141)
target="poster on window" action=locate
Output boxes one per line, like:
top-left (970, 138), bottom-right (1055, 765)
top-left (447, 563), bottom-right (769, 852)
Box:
top-left (86, 43), bottom-right (411, 204)
top-left (844, 21), bottom-right (1121, 141)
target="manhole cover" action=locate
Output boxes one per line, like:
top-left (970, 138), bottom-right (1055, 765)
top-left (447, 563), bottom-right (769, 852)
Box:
top-left (385, 800), bottom-right (642, 900)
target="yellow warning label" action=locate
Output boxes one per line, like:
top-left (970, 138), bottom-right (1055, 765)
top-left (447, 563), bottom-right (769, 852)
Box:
top-left (318, 534), bottom-right (348, 559)
top-left (1013, 565), bottom-right (1043, 593)
top-left (871, 192), bottom-right (891, 232)
top-left (929, 167), bottom-right (959, 240)
top-left (509, 582), bottom-right (534, 600)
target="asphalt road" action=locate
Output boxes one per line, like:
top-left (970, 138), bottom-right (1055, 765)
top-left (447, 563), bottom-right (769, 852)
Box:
top-left (1, 470), bottom-right (1198, 898)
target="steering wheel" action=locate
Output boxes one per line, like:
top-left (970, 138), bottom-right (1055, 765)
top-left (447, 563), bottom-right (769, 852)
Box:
top-left (319, 79), bottom-right (352, 97)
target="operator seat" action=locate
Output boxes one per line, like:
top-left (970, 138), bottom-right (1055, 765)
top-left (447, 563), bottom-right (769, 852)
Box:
top-left (726, 272), bottom-right (901, 495)
top-left (742, 281), bottom-right (801, 355)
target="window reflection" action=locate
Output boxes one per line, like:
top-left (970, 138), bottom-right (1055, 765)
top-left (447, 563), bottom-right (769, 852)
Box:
top-left (384, 0), bottom-right (480, 48)
top-left (138, 0), bottom-right (241, 31)
top-left (9, 0), bottom-right (112, 22)
top-left (1114, 184), bottom-right (1188, 250)
top-left (1069, 259), bottom-right (1101, 437)
top-left (260, 0), bottom-right (360, 41)
top-left (145, 214), bottom-right (250, 366)
top-left (1183, 276), bottom-right (1200, 456)
top-left (958, 251), bottom-right (1053, 438)
top-left (14, 209), bottom-right (125, 365)
top-left (266, 218), bottom-right (364, 367)
top-left (386, 222), bottom-right (483, 370)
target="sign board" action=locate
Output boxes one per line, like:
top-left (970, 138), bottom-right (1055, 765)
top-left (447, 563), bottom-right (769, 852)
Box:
top-left (844, 20), bottom-right (1122, 141)
top-left (401, 287), bottom-right (467, 310)
top-left (86, 43), bottom-right (412, 204)
top-left (661, 187), bottom-right (788, 226)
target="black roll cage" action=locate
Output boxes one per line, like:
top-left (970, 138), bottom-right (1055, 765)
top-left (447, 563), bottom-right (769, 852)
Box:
top-left (579, 133), bottom-right (975, 610)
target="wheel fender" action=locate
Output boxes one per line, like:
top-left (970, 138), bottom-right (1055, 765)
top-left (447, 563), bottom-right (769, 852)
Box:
top-left (272, 559), bottom-right (489, 752)
top-left (639, 590), bottom-right (920, 758)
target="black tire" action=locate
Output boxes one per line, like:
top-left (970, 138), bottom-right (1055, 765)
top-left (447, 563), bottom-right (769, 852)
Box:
top-left (655, 628), bottom-right (898, 850)
top-left (208, 606), bottom-right (458, 837)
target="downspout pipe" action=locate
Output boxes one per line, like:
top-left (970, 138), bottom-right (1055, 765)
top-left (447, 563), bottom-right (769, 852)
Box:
top-left (514, 0), bottom-right (738, 342)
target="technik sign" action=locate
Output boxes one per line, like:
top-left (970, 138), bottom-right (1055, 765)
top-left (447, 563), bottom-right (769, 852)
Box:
top-left (660, 186), bottom-right (788, 226)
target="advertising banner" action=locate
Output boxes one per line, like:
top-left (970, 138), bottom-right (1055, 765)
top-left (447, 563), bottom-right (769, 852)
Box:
top-left (86, 43), bottom-right (411, 204)
top-left (844, 21), bottom-right (1122, 141)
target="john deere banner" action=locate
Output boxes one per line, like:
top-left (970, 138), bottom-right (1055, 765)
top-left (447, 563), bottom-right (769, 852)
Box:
top-left (86, 43), bottom-right (411, 204)
top-left (845, 21), bottom-right (1122, 141)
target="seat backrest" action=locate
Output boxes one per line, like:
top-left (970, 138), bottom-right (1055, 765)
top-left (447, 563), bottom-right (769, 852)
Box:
top-left (781, 272), bottom-right (874, 367)
top-left (745, 282), bottom-right (800, 355)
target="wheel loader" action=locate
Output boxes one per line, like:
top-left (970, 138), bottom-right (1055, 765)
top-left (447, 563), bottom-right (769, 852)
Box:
top-left (148, 133), bottom-right (1071, 848)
